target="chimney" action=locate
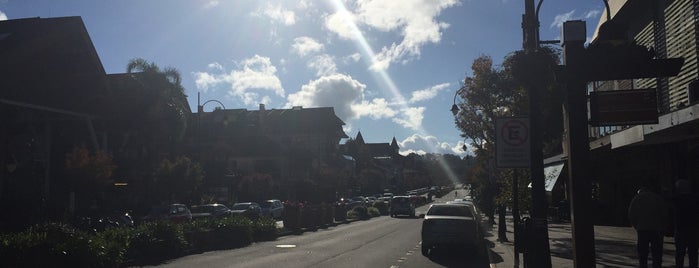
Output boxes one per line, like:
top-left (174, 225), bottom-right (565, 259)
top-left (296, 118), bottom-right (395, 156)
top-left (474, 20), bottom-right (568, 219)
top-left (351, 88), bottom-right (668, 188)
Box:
top-left (259, 103), bottom-right (265, 111)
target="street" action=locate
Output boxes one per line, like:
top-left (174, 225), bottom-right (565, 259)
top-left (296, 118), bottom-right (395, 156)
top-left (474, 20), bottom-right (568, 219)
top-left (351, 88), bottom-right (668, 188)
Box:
top-left (149, 191), bottom-right (493, 268)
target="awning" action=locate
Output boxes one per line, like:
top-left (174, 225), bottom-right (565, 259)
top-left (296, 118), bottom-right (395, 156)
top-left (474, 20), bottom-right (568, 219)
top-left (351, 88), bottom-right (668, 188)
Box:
top-left (528, 162), bottom-right (565, 192)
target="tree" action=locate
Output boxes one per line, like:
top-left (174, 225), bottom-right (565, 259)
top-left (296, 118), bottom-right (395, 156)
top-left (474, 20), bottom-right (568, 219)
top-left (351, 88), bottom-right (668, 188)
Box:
top-left (64, 145), bottom-right (117, 214)
top-left (454, 47), bottom-right (562, 219)
top-left (503, 47), bottom-right (563, 156)
top-left (150, 156), bottom-right (204, 205)
top-left (126, 58), bottom-right (190, 144)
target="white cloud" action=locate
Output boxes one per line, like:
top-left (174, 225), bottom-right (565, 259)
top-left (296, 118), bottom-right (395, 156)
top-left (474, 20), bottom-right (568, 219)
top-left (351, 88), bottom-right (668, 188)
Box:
top-left (256, 3), bottom-right (296, 25)
top-left (324, 10), bottom-right (359, 40)
top-left (193, 55), bottom-right (284, 106)
top-left (203, 1), bottom-right (219, 9)
top-left (291, 36), bottom-right (324, 57)
top-left (308, 54), bottom-right (338, 77)
top-left (343, 53), bottom-right (361, 64)
top-left (409, 83), bottom-right (450, 103)
top-left (230, 55), bottom-right (284, 99)
top-left (207, 62), bottom-right (223, 71)
top-left (352, 98), bottom-right (397, 120)
top-left (287, 74), bottom-right (366, 121)
top-left (584, 9), bottom-right (602, 19)
top-left (297, 1), bottom-right (310, 10)
top-left (392, 106), bottom-right (425, 131)
top-left (550, 10), bottom-right (575, 29)
top-left (354, 0), bottom-right (459, 71)
top-left (0, 10), bottom-right (6, 21)
top-left (398, 134), bottom-right (467, 156)
top-left (193, 71), bottom-right (220, 92)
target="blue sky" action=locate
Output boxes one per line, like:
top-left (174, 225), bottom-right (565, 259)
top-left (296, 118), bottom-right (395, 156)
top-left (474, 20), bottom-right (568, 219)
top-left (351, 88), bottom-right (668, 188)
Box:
top-left (0, 0), bottom-right (604, 156)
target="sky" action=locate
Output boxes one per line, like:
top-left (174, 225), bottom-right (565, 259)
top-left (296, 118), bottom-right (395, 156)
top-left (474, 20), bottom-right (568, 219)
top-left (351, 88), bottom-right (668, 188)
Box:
top-left (0, 0), bottom-right (605, 157)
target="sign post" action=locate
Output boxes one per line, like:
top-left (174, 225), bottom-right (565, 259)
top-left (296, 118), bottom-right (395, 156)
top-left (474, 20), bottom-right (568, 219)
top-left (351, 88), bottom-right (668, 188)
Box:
top-left (496, 117), bottom-right (531, 168)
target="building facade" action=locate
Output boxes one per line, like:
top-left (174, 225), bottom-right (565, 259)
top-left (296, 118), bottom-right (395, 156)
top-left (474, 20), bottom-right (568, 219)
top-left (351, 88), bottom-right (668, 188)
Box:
top-left (584, 0), bottom-right (699, 225)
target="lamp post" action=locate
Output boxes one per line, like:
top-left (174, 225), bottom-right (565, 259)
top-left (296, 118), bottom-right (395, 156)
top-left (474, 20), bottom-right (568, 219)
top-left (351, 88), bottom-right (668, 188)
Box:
top-left (196, 92), bottom-right (226, 160)
top-left (451, 85), bottom-right (466, 116)
top-left (522, 0), bottom-right (552, 267)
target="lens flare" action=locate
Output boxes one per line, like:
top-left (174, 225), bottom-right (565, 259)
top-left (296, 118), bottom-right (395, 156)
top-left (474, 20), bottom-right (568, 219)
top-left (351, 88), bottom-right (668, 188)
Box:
top-left (328, 0), bottom-right (460, 185)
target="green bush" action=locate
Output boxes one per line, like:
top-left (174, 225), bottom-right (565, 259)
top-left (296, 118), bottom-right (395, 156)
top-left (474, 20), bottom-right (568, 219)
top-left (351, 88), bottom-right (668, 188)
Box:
top-left (212, 216), bottom-right (253, 248)
top-left (0, 222), bottom-right (116, 267)
top-left (94, 226), bottom-right (132, 266)
top-left (347, 206), bottom-right (369, 220)
top-left (128, 221), bottom-right (187, 264)
top-left (367, 207), bottom-right (380, 218)
top-left (252, 217), bottom-right (278, 241)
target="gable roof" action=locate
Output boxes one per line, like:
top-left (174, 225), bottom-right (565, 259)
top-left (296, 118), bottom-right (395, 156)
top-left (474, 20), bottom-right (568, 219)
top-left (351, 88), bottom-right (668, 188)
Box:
top-left (0, 16), bottom-right (107, 114)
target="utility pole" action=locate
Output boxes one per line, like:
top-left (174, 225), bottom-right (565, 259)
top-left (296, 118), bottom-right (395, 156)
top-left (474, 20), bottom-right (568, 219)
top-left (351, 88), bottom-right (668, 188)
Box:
top-left (521, 0), bottom-right (552, 267)
top-left (561, 20), bottom-right (596, 268)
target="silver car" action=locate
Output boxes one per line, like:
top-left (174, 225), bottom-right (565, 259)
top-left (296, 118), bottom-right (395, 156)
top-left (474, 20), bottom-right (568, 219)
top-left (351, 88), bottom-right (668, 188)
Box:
top-left (260, 199), bottom-right (284, 219)
top-left (421, 203), bottom-right (481, 256)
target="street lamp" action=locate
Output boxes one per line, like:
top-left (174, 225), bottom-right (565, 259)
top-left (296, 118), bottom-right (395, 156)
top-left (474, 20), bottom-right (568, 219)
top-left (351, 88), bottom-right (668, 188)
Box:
top-left (451, 85), bottom-right (467, 116)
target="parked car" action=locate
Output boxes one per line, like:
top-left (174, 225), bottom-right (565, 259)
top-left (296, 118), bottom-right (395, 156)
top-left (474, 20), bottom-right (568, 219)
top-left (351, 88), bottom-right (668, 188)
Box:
top-left (421, 203), bottom-right (481, 256)
top-left (366, 196), bottom-right (377, 206)
top-left (446, 200), bottom-right (482, 232)
top-left (346, 196), bottom-right (367, 208)
top-left (260, 199), bottom-right (284, 219)
top-left (390, 196), bottom-right (415, 217)
top-left (230, 202), bottom-right (262, 219)
top-left (142, 204), bottom-right (192, 223)
top-left (381, 192), bottom-right (394, 202)
top-left (190, 204), bottom-right (232, 219)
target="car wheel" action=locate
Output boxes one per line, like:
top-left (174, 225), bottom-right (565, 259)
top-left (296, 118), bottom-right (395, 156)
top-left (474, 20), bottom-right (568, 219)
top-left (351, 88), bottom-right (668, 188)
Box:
top-left (421, 244), bottom-right (429, 256)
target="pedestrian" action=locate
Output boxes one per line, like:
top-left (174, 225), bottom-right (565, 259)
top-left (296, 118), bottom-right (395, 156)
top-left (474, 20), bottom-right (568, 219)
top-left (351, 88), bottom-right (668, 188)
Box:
top-left (672, 179), bottom-right (699, 268)
top-left (454, 191), bottom-right (458, 198)
top-left (629, 185), bottom-right (668, 268)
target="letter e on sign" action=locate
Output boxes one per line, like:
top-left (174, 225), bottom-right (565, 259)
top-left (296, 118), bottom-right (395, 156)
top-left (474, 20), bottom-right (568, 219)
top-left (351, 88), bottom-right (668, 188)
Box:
top-left (496, 117), bottom-right (530, 168)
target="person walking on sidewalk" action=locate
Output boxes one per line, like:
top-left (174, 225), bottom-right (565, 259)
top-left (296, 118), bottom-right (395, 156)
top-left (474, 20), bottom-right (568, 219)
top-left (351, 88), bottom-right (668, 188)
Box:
top-left (629, 185), bottom-right (668, 268)
top-left (672, 179), bottom-right (699, 268)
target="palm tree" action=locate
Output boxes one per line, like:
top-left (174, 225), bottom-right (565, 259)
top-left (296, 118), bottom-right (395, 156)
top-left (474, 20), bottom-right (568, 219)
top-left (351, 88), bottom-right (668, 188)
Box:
top-left (126, 58), bottom-right (190, 144)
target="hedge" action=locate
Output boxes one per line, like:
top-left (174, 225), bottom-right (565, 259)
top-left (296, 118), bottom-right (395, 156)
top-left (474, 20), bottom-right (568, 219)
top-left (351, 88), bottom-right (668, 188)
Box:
top-left (0, 215), bottom-right (278, 267)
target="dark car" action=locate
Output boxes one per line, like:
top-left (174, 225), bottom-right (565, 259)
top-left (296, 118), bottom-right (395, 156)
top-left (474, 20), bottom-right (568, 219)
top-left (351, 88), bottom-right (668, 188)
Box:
top-left (390, 196), bottom-right (415, 217)
top-left (142, 204), bottom-right (192, 223)
top-left (260, 199), bottom-right (284, 219)
top-left (421, 203), bottom-right (481, 256)
top-left (190, 204), bottom-right (232, 219)
top-left (230, 202), bottom-right (262, 219)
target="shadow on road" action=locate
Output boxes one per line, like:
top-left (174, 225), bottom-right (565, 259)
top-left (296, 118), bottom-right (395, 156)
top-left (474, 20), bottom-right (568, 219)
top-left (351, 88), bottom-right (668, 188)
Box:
top-left (425, 246), bottom-right (491, 268)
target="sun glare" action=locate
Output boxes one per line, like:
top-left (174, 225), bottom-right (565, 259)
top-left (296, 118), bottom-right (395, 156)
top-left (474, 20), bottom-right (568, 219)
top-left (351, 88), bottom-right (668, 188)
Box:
top-left (327, 0), bottom-right (460, 185)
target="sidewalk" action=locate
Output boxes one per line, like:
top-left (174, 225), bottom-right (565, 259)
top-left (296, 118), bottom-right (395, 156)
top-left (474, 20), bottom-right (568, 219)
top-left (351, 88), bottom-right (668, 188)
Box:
top-left (484, 215), bottom-right (681, 268)
top-left (445, 189), bottom-right (684, 267)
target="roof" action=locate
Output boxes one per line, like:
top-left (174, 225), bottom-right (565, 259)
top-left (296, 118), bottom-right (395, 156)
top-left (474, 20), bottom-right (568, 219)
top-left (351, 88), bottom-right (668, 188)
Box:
top-left (192, 106), bottom-right (348, 156)
top-left (0, 16), bottom-right (107, 114)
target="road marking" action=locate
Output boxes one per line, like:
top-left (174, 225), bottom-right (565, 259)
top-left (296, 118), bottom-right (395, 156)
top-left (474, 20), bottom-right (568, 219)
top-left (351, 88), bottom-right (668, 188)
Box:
top-left (275, 244), bottom-right (296, 248)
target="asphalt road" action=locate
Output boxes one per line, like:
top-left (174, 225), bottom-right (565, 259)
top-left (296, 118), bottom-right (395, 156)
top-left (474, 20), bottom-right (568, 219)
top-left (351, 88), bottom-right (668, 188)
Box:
top-left (150, 192), bottom-right (491, 268)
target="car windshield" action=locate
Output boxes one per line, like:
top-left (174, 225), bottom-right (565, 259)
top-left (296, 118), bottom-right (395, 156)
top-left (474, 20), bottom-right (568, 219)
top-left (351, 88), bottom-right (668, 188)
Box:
top-left (231, 204), bottom-right (250, 210)
top-left (190, 206), bottom-right (215, 213)
top-left (259, 201), bottom-right (272, 208)
top-left (427, 205), bottom-right (473, 217)
top-left (392, 197), bottom-right (410, 203)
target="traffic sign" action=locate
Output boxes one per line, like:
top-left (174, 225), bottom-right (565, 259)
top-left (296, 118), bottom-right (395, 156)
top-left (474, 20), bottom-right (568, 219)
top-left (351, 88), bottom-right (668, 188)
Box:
top-left (496, 117), bottom-right (530, 168)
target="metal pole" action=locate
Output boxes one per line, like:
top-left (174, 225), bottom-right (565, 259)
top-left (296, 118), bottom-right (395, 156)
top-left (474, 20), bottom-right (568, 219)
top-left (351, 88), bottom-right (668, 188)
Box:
top-left (522, 0), bottom-right (552, 267)
top-left (513, 169), bottom-right (520, 268)
top-left (562, 20), bottom-right (596, 268)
